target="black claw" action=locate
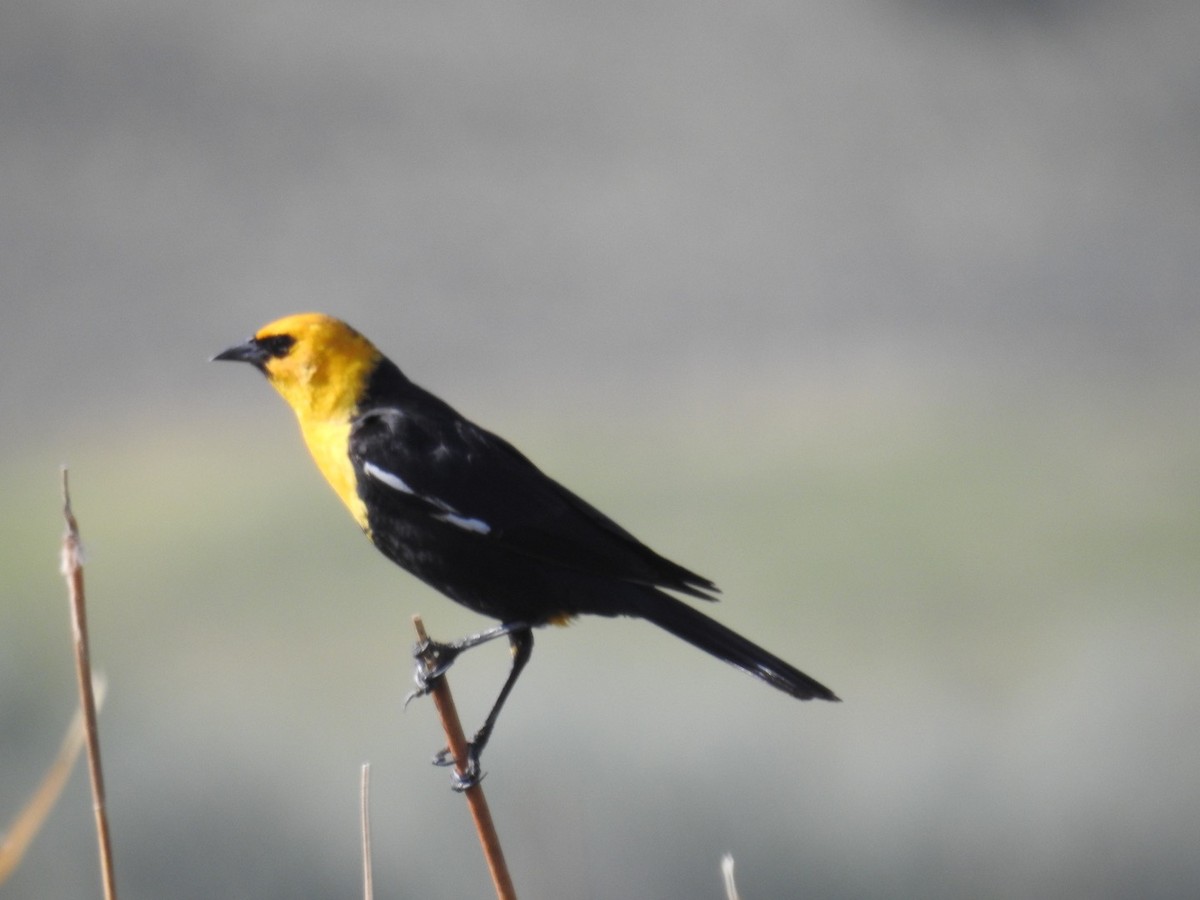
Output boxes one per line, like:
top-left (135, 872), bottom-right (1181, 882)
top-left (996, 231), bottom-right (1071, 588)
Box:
top-left (431, 744), bottom-right (484, 790)
top-left (402, 667), bottom-right (435, 709)
top-left (407, 640), bottom-right (460, 705)
top-left (450, 768), bottom-right (483, 792)
top-left (411, 637), bottom-right (434, 662)
top-left (412, 639), bottom-right (459, 680)
top-left (450, 755), bottom-right (484, 792)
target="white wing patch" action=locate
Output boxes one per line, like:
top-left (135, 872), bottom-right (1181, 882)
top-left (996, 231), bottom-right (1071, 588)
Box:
top-left (435, 511), bottom-right (492, 534)
top-left (363, 461), bottom-right (414, 494)
top-left (362, 460), bottom-right (491, 535)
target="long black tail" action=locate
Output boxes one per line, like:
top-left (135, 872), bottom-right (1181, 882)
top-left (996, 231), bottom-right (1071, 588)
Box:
top-left (634, 592), bottom-right (839, 702)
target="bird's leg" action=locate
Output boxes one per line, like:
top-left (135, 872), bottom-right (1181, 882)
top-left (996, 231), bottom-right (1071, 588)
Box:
top-left (405, 621), bottom-right (529, 705)
top-left (431, 626), bottom-right (534, 791)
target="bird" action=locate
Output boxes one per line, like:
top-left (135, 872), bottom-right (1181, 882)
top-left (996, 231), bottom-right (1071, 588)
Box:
top-left (214, 313), bottom-right (838, 787)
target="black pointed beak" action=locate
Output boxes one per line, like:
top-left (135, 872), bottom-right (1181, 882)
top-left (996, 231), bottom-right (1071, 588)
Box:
top-left (212, 337), bottom-right (268, 369)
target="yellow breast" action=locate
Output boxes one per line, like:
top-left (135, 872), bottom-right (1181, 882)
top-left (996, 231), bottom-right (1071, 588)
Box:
top-left (298, 415), bottom-right (370, 530)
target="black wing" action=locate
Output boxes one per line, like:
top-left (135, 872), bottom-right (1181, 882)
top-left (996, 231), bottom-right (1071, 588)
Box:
top-left (348, 394), bottom-right (717, 600)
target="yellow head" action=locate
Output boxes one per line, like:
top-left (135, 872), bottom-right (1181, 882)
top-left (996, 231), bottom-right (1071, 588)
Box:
top-left (214, 313), bottom-right (382, 527)
top-left (214, 313), bottom-right (381, 421)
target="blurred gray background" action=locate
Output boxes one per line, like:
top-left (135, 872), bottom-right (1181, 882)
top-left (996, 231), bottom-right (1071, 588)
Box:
top-left (2, 0), bottom-right (1198, 897)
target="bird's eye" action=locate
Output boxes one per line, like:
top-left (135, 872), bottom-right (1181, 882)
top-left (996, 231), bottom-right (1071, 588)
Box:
top-left (258, 334), bottom-right (296, 358)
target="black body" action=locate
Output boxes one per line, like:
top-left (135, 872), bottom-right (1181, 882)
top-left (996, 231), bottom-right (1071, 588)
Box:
top-left (350, 359), bottom-right (837, 703)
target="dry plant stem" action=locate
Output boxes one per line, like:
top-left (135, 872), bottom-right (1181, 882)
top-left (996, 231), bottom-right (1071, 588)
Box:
top-left (360, 763), bottom-right (373, 900)
top-left (412, 615), bottom-right (517, 900)
top-left (721, 854), bottom-right (741, 900)
top-left (60, 468), bottom-right (118, 900)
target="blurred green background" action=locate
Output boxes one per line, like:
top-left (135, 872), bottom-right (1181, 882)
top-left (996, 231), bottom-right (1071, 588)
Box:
top-left (3, 0), bottom-right (1198, 897)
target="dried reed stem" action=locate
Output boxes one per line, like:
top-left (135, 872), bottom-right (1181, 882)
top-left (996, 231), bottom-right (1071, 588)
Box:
top-left (412, 615), bottom-right (517, 900)
top-left (60, 468), bottom-right (118, 900)
top-left (360, 763), bottom-right (373, 900)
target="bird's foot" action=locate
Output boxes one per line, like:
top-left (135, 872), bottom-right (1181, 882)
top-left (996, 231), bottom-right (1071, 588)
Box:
top-left (432, 744), bottom-right (484, 791)
top-left (403, 639), bottom-right (462, 707)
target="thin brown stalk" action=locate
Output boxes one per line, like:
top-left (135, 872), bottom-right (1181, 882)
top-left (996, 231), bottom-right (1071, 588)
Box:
top-left (60, 467), bottom-right (118, 900)
top-left (412, 615), bottom-right (517, 900)
top-left (360, 763), bottom-right (373, 900)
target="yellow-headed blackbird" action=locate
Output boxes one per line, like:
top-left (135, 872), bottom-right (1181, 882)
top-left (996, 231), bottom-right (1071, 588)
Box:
top-left (216, 313), bottom-right (837, 787)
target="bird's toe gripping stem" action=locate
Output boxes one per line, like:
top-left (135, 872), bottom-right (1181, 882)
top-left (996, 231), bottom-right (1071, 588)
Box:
top-left (432, 743), bottom-right (485, 791)
top-left (403, 638), bottom-right (461, 707)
